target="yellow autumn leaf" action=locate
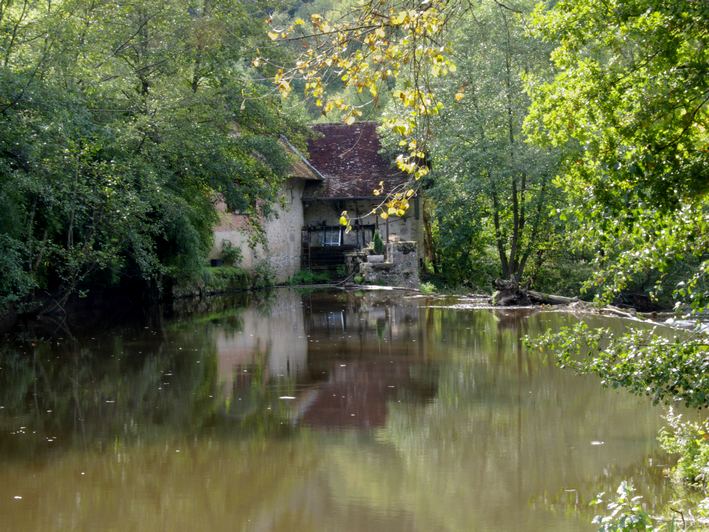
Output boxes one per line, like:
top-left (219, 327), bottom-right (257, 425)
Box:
top-left (391, 11), bottom-right (407, 25)
top-left (277, 79), bottom-right (291, 96)
top-left (267, 31), bottom-right (279, 41)
top-left (454, 91), bottom-right (464, 102)
top-left (380, 212), bottom-right (389, 220)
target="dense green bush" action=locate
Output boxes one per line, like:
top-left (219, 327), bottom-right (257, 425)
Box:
top-left (220, 242), bottom-right (243, 267)
top-left (420, 282), bottom-right (437, 295)
top-left (0, 0), bottom-right (306, 312)
top-left (289, 269), bottom-right (332, 285)
top-left (251, 261), bottom-right (276, 289)
top-left (660, 410), bottom-right (709, 489)
top-left (0, 235), bottom-right (35, 308)
top-left (531, 323), bottom-right (709, 409)
top-left (175, 263), bottom-right (282, 297)
top-left (591, 481), bottom-right (653, 531)
top-left (373, 231), bottom-right (385, 255)
top-left (202, 267), bottom-right (250, 294)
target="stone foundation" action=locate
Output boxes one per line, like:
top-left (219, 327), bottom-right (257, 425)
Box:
top-left (357, 241), bottom-right (420, 288)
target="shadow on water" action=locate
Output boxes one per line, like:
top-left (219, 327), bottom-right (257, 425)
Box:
top-left (0, 288), bottom-right (682, 531)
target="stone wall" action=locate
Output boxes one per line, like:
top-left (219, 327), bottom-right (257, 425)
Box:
top-left (358, 241), bottom-right (420, 288)
top-left (210, 179), bottom-right (305, 284)
top-left (209, 185), bottom-right (424, 284)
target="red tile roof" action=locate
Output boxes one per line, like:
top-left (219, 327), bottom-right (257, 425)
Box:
top-left (303, 122), bottom-right (408, 200)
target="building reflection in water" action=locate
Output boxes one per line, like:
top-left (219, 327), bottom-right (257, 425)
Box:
top-left (215, 290), bottom-right (433, 429)
top-left (215, 289), bottom-right (309, 396)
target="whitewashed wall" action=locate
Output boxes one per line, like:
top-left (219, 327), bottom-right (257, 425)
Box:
top-left (210, 179), bottom-right (305, 283)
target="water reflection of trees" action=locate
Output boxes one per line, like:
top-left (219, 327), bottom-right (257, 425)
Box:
top-left (0, 291), bottom-right (679, 532)
top-left (0, 291), bottom-right (297, 462)
top-left (0, 328), bottom-right (215, 459)
top-left (322, 307), bottom-right (671, 531)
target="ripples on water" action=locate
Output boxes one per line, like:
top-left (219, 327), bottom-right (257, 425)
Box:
top-left (0, 289), bottom-right (677, 531)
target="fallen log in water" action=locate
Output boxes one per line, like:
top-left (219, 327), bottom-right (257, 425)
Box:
top-left (492, 279), bottom-right (578, 307)
top-left (527, 290), bottom-right (578, 305)
top-left (492, 279), bottom-right (531, 306)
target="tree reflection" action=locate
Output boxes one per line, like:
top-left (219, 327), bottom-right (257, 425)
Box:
top-left (0, 291), bottom-right (296, 462)
top-left (0, 290), bottom-right (680, 532)
top-left (330, 308), bottom-right (672, 531)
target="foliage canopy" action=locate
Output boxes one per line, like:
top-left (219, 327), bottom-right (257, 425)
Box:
top-left (0, 0), bottom-right (305, 308)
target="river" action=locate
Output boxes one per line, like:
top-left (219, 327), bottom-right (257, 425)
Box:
top-left (0, 288), bottom-right (678, 531)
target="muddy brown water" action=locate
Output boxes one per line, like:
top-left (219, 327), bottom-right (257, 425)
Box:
top-left (0, 289), bottom-right (683, 531)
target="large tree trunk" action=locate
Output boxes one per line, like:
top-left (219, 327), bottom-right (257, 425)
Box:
top-left (492, 279), bottom-right (577, 306)
top-left (491, 278), bottom-right (531, 306)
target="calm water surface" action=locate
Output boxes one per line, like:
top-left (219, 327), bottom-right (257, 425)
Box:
top-left (0, 289), bottom-right (677, 531)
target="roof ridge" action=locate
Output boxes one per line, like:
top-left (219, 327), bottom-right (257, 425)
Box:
top-left (279, 135), bottom-right (325, 181)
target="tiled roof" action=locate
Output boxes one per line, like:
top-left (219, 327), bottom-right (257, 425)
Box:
top-left (303, 122), bottom-right (407, 200)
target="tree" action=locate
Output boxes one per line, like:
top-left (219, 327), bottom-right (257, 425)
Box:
top-left (525, 0), bottom-right (708, 404)
top-left (426, 0), bottom-right (565, 286)
top-left (0, 0), bottom-right (306, 309)
top-left (524, 0), bottom-right (708, 308)
top-left (270, 0), bottom-right (706, 301)
top-left (264, 0), bottom-right (466, 224)
top-left (521, 3), bottom-right (708, 522)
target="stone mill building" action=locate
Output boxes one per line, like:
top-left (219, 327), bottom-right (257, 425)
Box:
top-left (210, 122), bottom-right (424, 286)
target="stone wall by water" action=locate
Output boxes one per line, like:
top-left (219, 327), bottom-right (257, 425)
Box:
top-left (210, 179), bottom-right (305, 284)
top-left (358, 241), bottom-right (420, 288)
